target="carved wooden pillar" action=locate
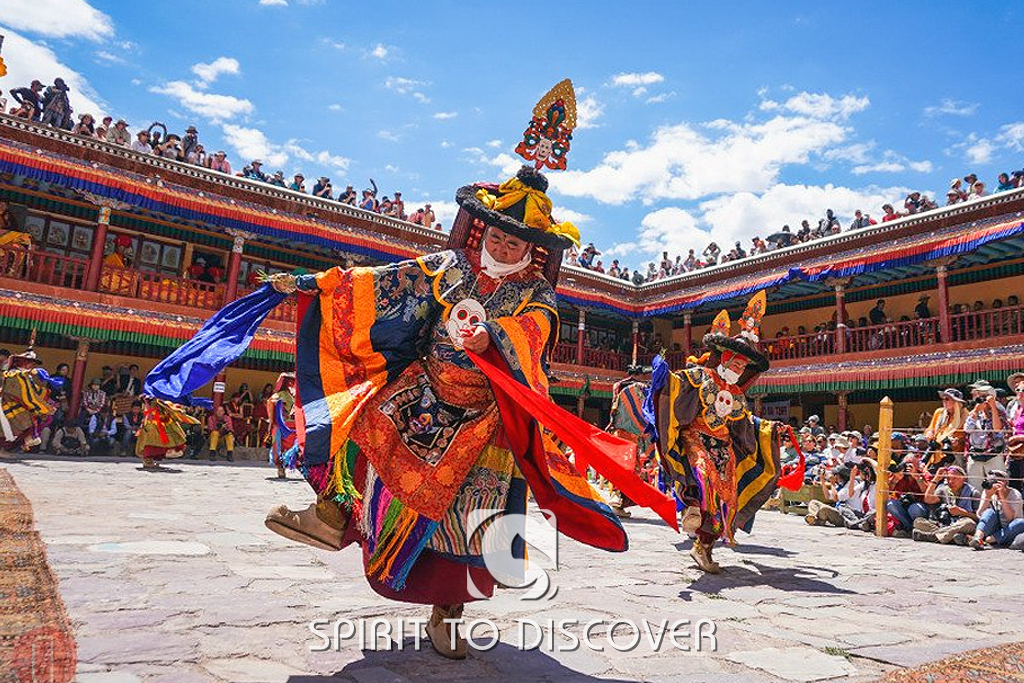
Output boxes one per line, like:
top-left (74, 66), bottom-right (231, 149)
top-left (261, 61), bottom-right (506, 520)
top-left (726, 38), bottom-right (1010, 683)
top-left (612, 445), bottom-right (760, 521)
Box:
top-left (683, 312), bottom-right (693, 356)
top-left (224, 229), bottom-right (254, 302)
top-left (936, 264), bottom-right (952, 343)
top-left (67, 338), bottom-right (92, 419)
top-left (576, 307), bottom-right (586, 366)
top-left (837, 391), bottom-right (850, 432)
top-left (631, 319), bottom-right (639, 365)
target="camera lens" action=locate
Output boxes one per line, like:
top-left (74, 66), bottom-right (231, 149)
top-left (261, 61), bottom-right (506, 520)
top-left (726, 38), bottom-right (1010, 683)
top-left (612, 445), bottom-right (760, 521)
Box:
top-left (981, 479), bottom-right (993, 490)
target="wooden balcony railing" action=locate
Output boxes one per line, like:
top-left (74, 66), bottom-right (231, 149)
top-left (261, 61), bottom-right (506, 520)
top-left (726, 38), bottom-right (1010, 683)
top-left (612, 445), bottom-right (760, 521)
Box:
top-left (0, 246), bottom-right (89, 289)
top-left (99, 265), bottom-right (226, 309)
top-left (762, 331), bottom-right (835, 360)
top-left (238, 286), bottom-right (298, 323)
top-left (951, 306), bottom-right (1024, 341)
top-left (845, 317), bottom-right (940, 354)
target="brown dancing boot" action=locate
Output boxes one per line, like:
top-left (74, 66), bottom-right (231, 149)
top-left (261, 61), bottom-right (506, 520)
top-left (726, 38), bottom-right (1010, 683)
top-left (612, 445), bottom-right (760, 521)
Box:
top-left (689, 538), bottom-right (721, 574)
top-left (426, 604), bottom-right (467, 660)
top-left (264, 498), bottom-right (348, 551)
top-left (681, 506), bottom-right (703, 534)
top-left (276, 465), bottom-right (286, 479)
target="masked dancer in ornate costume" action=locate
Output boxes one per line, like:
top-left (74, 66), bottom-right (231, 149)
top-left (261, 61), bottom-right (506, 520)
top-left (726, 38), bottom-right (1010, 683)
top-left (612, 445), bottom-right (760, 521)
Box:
top-left (644, 292), bottom-right (804, 573)
top-left (142, 80), bottom-right (677, 659)
top-left (267, 372), bottom-right (298, 479)
top-left (0, 349), bottom-right (56, 456)
top-left (605, 365), bottom-right (657, 517)
top-left (135, 398), bottom-right (200, 469)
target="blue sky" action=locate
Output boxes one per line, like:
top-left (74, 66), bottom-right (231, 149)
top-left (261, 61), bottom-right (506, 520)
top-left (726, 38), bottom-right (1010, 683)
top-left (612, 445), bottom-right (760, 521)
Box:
top-left (2, 0), bottom-right (1022, 271)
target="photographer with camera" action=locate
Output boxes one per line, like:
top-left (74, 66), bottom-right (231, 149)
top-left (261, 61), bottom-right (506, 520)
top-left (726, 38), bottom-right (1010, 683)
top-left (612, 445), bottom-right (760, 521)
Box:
top-left (1005, 372), bottom-right (1024, 495)
top-left (805, 464), bottom-right (851, 527)
top-left (885, 452), bottom-right (931, 536)
top-left (806, 459), bottom-right (877, 530)
top-left (206, 405), bottom-right (235, 462)
top-left (963, 380), bottom-right (1007, 491)
top-left (969, 469), bottom-right (1024, 550)
top-left (913, 465), bottom-right (979, 544)
top-left (313, 176), bottom-right (333, 200)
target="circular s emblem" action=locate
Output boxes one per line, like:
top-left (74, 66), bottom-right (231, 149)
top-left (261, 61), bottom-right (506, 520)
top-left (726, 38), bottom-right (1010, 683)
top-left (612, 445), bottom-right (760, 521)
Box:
top-left (446, 299), bottom-right (487, 349)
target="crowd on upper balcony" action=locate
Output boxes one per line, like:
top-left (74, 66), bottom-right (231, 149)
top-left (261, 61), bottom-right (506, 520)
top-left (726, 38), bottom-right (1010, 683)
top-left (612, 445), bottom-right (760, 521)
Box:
top-left (0, 78), bottom-right (444, 231)
top-left (792, 376), bottom-right (1024, 551)
top-left (563, 170), bottom-right (1024, 284)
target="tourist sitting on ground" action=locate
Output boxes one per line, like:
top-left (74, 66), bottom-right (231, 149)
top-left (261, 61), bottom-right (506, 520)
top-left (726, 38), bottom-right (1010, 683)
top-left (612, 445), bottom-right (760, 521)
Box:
top-left (207, 405), bottom-right (235, 462)
top-left (885, 452), bottom-right (931, 536)
top-left (913, 465), bottom-right (979, 544)
top-left (806, 459), bottom-right (877, 530)
top-left (119, 400), bottom-right (144, 456)
top-left (79, 377), bottom-right (107, 428)
top-left (88, 407), bottom-right (119, 456)
top-left (45, 418), bottom-right (88, 456)
top-left (969, 469), bottom-right (1024, 550)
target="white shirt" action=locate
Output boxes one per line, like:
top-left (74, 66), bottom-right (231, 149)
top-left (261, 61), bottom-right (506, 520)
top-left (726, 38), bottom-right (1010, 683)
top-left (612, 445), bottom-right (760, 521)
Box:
top-left (980, 487), bottom-right (1023, 525)
top-left (131, 140), bottom-right (153, 155)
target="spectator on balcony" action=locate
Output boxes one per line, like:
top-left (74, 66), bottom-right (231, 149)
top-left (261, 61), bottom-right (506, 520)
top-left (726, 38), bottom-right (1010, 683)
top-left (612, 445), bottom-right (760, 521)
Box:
top-left (963, 173), bottom-right (978, 191)
top-left (915, 295), bottom-right (932, 320)
top-left (40, 78), bottom-right (74, 129)
top-left (904, 192), bottom-right (923, 215)
top-left (997, 173), bottom-right (1015, 193)
top-left (379, 196), bottom-right (394, 216)
top-left (187, 144), bottom-right (207, 167)
top-left (1005, 372), bottom-right (1024, 495)
top-left (106, 119), bottom-right (130, 146)
top-left (339, 185), bottom-right (357, 205)
top-left (849, 209), bottom-right (875, 230)
top-left (268, 170), bottom-right (287, 188)
top-left (9, 80), bottom-right (44, 121)
top-left (71, 113), bottom-right (96, 137)
top-left (156, 134), bottom-right (183, 160)
top-left (358, 189), bottom-right (376, 211)
top-left (408, 207), bottom-right (424, 225)
top-left (964, 381), bottom-right (1007, 491)
top-left (819, 209), bottom-right (841, 235)
top-left (312, 176), bottom-right (333, 199)
top-left (246, 159), bottom-right (268, 182)
top-left (869, 299), bottom-right (888, 326)
top-left (620, 267), bottom-right (631, 282)
top-left (289, 174), bottom-right (306, 192)
top-left (392, 191), bottom-right (405, 219)
top-left (945, 189), bottom-right (961, 206)
top-left (608, 260), bottom-right (621, 278)
top-left (881, 204), bottom-right (901, 222)
top-left (95, 116), bottom-right (112, 140)
top-left (967, 181), bottom-right (987, 200)
top-left (130, 130), bottom-right (151, 155)
top-left (631, 268), bottom-right (646, 285)
top-left (702, 242), bottom-right (720, 265)
top-left (421, 203), bottom-right (435, 228)
top-left (208, 150), bottom-right (232, 174)
top-left (969, 469), bottom-right (1024, 549)
top-left (181, 125), bottom-right (199, 161)
top-left (592, 260), bottom-right (605, 274)
top-left (682, 249), bottom-right (696, 271)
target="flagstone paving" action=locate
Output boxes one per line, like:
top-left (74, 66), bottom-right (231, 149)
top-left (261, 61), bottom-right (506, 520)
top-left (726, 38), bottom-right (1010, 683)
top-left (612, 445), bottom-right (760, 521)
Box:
top-left (6, 455), bottom-right (1023, 683)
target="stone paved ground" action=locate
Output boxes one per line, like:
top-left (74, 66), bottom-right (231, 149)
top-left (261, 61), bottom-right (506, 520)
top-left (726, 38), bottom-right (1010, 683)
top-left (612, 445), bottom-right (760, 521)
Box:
top-left (4, 455), bottom-right (1023, 683)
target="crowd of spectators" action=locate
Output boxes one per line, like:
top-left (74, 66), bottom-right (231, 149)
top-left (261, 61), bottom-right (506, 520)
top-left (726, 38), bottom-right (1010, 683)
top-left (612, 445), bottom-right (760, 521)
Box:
top-left (1, 77), bottom-right (443, 230)
top-left (763, 294), bottom-right (1022, 359)
top-left (0, 348), bottom-right (281, 462)
top-left (789, 376), bottom-right (1024, 551)
top-left (565, 170), bottom-right (1024, 283)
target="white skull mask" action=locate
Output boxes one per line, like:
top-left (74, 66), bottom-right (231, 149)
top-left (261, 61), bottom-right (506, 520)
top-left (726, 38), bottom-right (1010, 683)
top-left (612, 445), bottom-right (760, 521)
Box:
top-left (714, 389), bottom-right (735, 418)
top-left (446, 299), bottom-right (487, 348)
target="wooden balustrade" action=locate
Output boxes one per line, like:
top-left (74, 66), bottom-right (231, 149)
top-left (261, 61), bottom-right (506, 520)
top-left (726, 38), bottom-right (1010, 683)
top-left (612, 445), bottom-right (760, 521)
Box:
top-left (0, 246), bottom-right (89, 289)
top-left (950, 305), bottom-right (1024, 342)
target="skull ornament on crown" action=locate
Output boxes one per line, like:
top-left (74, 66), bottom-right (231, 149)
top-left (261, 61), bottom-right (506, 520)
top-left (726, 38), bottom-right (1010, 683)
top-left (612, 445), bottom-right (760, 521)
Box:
top-left (446, 299), bottom-right (487, 349)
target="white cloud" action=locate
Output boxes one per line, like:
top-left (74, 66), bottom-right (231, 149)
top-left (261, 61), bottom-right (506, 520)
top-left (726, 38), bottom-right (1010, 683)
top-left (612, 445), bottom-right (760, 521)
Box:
top-left (378, 130), bottom-right (401, 142)
top-left (385, 76), bottom-right (429, 103)
top-left (609, 72), bottom-right (665, 87)
top-left (485, 139), bottom-right (502, 148)
top-left (646, 91), bottom-right (677, 104)
top-left (149, 81), bottom-right (253, 121)
top-left (953, 123), bottom-right (1024, 165)
top-left (328, 103), bottom-right (343, 111)
top-left (924, 98), bottom-right (978, 117)
top-left (997, 122), bottom-right (1024, 151)
top-left (553, 207), bottom-right (592, 227)
top-left (221, 124), bottom-right (288, 167)
top-left (965, 138), bottom-right (995, 165)
top-left (191, 57), bottom-right (240, 86)
top-left (852, 161), bottom-right (907, 174)
top-left (259, 0), bottom-right (289, 5)
top-left (761, 92), bottom-right (870, 120)
top-left (576, 94), bottom-right (604, 130)
top-left (369, 44), bottom-right (389, 60)
top-left (552, 113), bottom-right (848, 205)
top-left (433, 112), bottom-right (458, 120)
top-left (0, 28), bottom-right (106, 117)
top-left (0, 0), bottom-right (113, 41)
top-left (412, 92), bottom-right (431, 104)
top-left (95, 50), bottom-right (124, 65)
top-left (440, 140), bottom-right (452, 149)
top-left (632, 86), bottom-right (648, 98)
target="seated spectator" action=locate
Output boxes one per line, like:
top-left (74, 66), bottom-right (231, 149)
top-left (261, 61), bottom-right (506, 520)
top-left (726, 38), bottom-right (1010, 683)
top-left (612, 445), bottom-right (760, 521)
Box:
top-left (107, 119), bottom-right (130, 146)
top-left (881, 204), bottom-right (901, 222)
top-left (119, 400), bottom-right (144, 456)
top-left (885, 452), bottom-right (930, 535)
top-left (339, 185), bottom-right (357, 205)
top-left (87, 407), bottom-right (119, 456)
top-left (819, 209), bottom-right (840, 234)
top-left (970, 469), bottom-right (1024, 549)
top-left (945, 189), bottom-right (961, 206)
top-left (806, 459), bottom-right (877, 530)
top-left (207, 405), bottom-right (235, 461)
top-left (187, 143), bottom-right (207, 166)
top-left (913, 465), bottom-right (979, 544)
top-left (131, 130), bottom-right (152, 154)
top-left (620, 267), bottom-right (631, 282)
top-left (592, 260), bottom-right (605, 274)
top-left (246, 159), bottom-right (268, 182)
top-left (208, 150), bottom-right (232, 174)
top-left (804, 414), bottom-right (824, 437)
top-left (80, 378), bottom-right (107, 428)
top-left (1007, 371), bottom-right (1024, 495)
top-left (967, 181), bottom-right (986, 200)
top-left (47, 418), bottom-right (88, 456)
top-left (289, 174), bottom-right (306, 192)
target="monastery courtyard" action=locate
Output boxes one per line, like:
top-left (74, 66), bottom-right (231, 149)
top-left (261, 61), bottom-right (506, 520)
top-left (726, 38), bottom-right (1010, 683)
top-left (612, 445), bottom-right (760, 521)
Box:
top-left (4, 456), bottom-right (1022, 683)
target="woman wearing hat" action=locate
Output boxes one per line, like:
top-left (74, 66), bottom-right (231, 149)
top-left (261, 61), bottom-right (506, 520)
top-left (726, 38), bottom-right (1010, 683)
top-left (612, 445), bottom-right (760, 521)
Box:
top-left (924, 388), bottom-right (967, 470)
top-left (646, 291), bottom-right (796, 573)
top-left (1006, 372), bottom-right (1024, 494)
